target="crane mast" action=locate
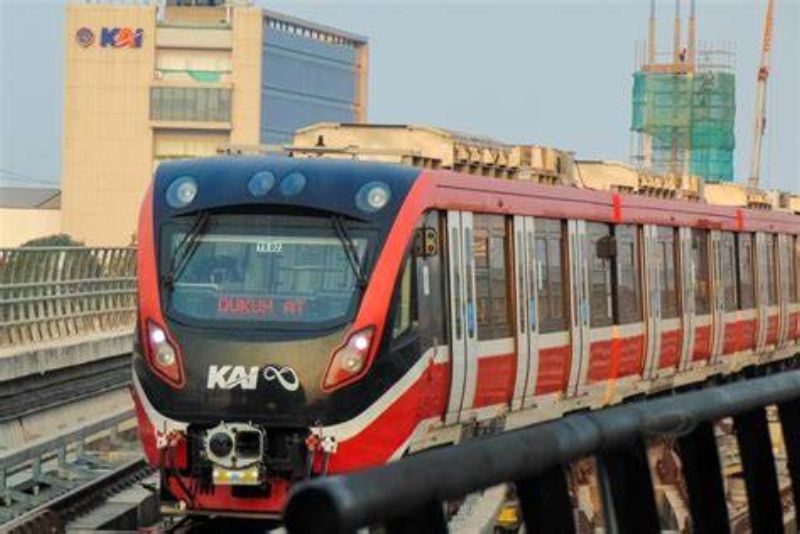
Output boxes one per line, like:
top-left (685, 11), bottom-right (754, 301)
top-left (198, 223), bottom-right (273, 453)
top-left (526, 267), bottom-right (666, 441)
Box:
top-left (748, 0), bottom-right (776, 189)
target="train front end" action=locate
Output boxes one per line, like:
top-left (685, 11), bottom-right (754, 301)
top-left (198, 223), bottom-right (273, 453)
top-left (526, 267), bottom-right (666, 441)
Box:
top-left (132, 156), bottom-right (420, 517)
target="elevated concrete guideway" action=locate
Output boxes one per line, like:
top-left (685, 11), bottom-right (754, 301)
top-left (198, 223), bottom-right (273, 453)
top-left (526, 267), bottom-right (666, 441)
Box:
top-left (0, 330), bottom-right (133, 384)
top-left (0, 246), bottom-right (138, 504)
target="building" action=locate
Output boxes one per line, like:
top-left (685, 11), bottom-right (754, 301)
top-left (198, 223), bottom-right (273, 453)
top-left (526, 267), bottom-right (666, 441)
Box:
top-left (62, 0), bottom-right (368, 245)
top-left (630, 0), bottom-right (735, 182)
top-left (0, 188), bottom-right (61, 247)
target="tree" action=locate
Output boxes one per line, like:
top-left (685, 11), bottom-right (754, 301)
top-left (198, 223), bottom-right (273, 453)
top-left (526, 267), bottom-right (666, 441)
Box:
top-left (21, 234), bottom-right (85, 248)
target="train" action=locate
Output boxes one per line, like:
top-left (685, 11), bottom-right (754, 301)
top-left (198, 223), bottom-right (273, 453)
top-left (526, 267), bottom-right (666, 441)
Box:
top-left (132, 154), bottom-right (800, 519)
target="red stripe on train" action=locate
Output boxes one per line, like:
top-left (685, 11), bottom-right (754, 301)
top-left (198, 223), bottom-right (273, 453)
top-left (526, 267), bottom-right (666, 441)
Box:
top-left (328, 362), bottom-right (449, 473)
top-left (790, 312), bottom-right (800, 340)
top-left (473, 353), bottom-right (516, 408)
top-left (587, 335), bottom-right (645, 383)
top-left (692, 325), bottom-right (712, 361)
top-left (535, 345), bottom-right (571, 395)
top-left (658, 329), bottom-right (681, 369)
top-left (766, 315), bottom-right (779, 345)
top-left (722, 319), bottom-right (757, 355)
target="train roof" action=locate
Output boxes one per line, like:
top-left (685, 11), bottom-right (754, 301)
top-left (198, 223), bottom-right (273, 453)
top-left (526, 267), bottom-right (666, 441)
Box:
top-left (152, 155), bottom-right (420, 225)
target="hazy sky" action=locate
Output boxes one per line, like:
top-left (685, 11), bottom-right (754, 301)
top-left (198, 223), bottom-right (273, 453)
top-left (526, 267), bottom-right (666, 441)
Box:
top-left (1, 0), bottom-right (798, 191)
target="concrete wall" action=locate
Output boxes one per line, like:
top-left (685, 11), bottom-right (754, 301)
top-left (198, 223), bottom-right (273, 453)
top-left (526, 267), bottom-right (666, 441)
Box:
top-left (61, 5), bottom-right (157, 246)
top-left (0, 209), bottom-right (62, 248)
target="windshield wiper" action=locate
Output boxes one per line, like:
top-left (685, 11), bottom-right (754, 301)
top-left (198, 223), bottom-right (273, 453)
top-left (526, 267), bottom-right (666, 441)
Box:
top-left (164, 211), bottom-right (210, 289)
top-left (332, 216), bottom-right (367, 290)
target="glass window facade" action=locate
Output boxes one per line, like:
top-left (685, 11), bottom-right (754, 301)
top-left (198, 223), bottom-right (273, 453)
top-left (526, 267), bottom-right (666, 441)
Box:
top-left (150, 87), bottom-right (231, 122)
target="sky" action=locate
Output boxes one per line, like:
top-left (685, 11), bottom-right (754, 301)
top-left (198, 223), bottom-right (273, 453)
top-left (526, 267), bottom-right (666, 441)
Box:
top-left (0, 0), bottom-right (798, 191)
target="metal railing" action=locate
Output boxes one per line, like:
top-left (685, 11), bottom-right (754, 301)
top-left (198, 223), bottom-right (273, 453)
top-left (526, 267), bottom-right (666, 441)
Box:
top-left (0, 247), bottom-right (137, 348)
top-left (285, 366), bottom-right (800, 534)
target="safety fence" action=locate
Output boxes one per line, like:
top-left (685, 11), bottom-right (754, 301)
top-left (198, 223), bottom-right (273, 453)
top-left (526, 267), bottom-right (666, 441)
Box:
top-left (285, 366), bottom-right (800, 534)
top-left (0, 247), bottom-right (137, 348)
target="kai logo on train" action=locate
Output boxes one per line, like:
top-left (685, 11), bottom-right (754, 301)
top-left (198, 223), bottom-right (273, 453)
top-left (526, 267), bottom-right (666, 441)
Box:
top-left (207, 365), bottom-right (300, 391)
top-left (75, 27), bottom-right (144, 48)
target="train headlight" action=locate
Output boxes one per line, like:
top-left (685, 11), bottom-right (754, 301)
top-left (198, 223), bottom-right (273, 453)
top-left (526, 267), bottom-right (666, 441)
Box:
top-left (280, 172), bottom-right (307, 197)
top-left (145, 321), bottom-right (184, 387)
top-left (165, 176), bottom-right (198, 209)
top-left (156, 344), bottom-right (176, 367)
top-left (356, 182), bottom-right (391, 213)
top-left (322, 326), bottom-right (375, 390)
top-left (248, 171), bottom-right (275, 197)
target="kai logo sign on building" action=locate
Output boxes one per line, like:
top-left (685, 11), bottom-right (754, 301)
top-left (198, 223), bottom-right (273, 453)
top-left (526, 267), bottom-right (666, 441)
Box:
top-left (75, 27), bottom-right (143, 48)
top-left (101, 27), bottom-right (144, 48)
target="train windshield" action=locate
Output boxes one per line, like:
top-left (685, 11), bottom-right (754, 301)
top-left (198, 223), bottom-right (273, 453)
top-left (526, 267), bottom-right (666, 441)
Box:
top-left (160, 213), bottom-right (377, 329)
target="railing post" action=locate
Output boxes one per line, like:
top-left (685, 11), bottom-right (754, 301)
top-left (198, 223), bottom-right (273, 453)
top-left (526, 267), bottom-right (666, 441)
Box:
top-left (385, 500), bottom-right (447, 534)
top-left (676, 421), bottom-right (730, 533)
top-left (733, 407), bottom-right (783, 533)
top-left (0, 466), bottom-right (8, 506)
top-left (597, 439), bottom-right (660, 534)
top-left (778, 399), bottom-right (800, 517)
top-left (516, 465), bottom-right (575, 534)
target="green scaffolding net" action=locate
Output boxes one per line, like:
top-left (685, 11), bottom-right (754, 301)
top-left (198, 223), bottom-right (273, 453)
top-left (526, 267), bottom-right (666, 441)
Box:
top-left (631, 71), bottom-right (735, 181)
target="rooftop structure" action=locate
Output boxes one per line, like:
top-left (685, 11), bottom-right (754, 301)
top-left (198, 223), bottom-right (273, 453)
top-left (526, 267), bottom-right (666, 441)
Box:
top-left (269, 122), bottom-right (796, 212)
top-left (0, 187), bottom-right (61, 210)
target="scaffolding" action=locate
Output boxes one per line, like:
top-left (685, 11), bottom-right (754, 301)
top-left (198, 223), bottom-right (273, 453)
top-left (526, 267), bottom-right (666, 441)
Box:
top-left (630, 1), bottom-right (737, 183)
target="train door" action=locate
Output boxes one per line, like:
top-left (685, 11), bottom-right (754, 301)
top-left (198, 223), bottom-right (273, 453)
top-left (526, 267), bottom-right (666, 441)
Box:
top-left (646, 226), bottom-right (682, 378)
top-left (755, 232), bottom-right (769, 353)
top-left (777, 234), bottom-right (791, 348)
top-left (522, 218), bottom-right (572, 402)
top-left (709, 230), bottom-right (726, 363)
top-left (642, 225), bottom-right (661, 379)
top-left (687, 229), bottom-right (713, 367)
top-left (512, 216), bottom-right (534, 409)
top-left (737, 233), bottom-right (758, 353)
top-left (444, 211), bottom-right (478, 424)
top-left (764, 234), bottom-right (780, 348)
top-left (678, 227), bottom-right (696, 371)
top-left (791, 237), bottom-right (800, 341)
top-left (566, 220), bottom-right (589, 396)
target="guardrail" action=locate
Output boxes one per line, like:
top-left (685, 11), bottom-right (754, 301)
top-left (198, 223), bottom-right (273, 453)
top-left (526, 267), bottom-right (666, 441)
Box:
top-left (0, 408), bottom-right (141, 528)
top-left (285, 367), bottom-right (800, 533)
top-left (0, 247), bottom-right (137, 348)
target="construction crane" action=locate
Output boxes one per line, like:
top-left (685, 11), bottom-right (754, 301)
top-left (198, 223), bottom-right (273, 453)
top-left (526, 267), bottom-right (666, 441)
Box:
top-left (747, 0), bottom-right (776, 189)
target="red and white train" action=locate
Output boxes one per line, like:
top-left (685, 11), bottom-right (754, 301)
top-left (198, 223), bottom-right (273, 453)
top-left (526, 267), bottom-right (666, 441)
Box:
top-left (132, 155), bottom-right (800, 518)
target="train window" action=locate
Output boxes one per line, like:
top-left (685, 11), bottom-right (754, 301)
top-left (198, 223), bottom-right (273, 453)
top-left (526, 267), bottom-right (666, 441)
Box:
top-left (415, 211), bottom-right (446, 343)
top-left (587, 222), bottom-right (613, 328)
top-left (161, 214), bottom-right (378, 328)
top-left (392, 255), bottom-right (418, 339)
top-left (656, 227), bottom-right (679, 319)
top-left (534, 219), bottom-right (568, 333)
top-left (720, 232), bottom-right (739, 312)
top-left (737, 233), bottom-right (755, 309)
top-left (473, 214), bottom-right (512, 340)
top-left (765, 234), bottom-right (778, 306)
top-left (614, 225), bottom-right (642, 324)
top-left (692, 229), bottom-right (711, 315)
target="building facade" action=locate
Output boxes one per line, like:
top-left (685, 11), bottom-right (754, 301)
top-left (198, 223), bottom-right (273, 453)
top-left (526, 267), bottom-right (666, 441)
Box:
top-left (62, 0), bottom-right (368, 245)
